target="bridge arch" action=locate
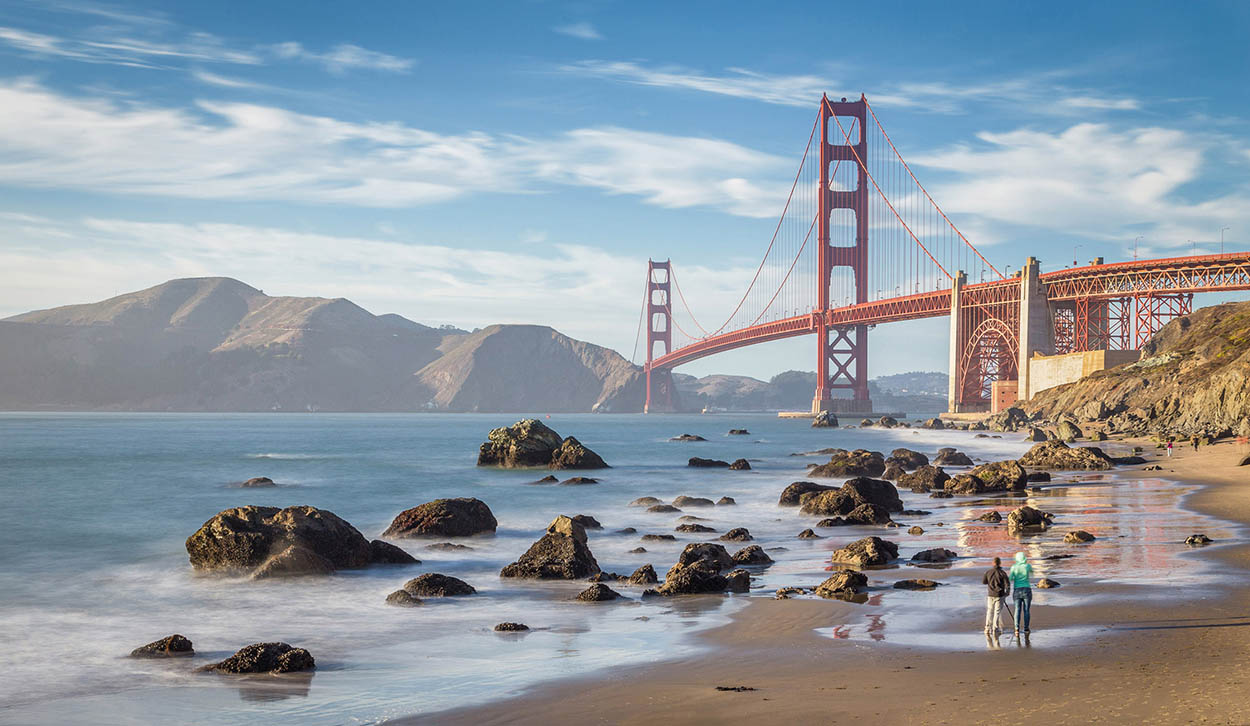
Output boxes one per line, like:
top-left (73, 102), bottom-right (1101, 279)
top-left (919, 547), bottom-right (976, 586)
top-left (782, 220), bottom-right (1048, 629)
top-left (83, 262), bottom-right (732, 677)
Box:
top-left (959, 317), bottom-right (1018, 408)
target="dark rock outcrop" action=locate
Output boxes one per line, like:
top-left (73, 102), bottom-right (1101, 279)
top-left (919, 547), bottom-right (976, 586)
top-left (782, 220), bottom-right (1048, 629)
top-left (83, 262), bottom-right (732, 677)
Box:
top-left (575, 583), bottom-right (622, 601)
top-left (369, 539), bottom-right (419, 565)
top-left (1037, 578), bottom-right (1061, 589)
top-left (728, 429), bottom-right (750, 435)
top-left (570, 514), bottom-right (602, 530)
top-left (240, 477), bottom-right (275, 488)
top-left (829, 536), bottom-right (899, 567)
top-left (808, 449), bottom-right (886, 478)
top-left (933, 448), bottom-right (973, 466)
top-left (383, 498), bottom-right (497, 538)
top-left (647, 504), bottom-right (681, 513)
top-left (677, 542), bottom-right (734, 572)
top-left (911, 548), bottom-right (957, 563)
top-left (400, 573), bottom-right (476, 597)
top-left (500, 515), bottom-right (600, 579)
top-left (797, 528), bottom-right (821, 539)
top-left (897, 465), bottom-right (950, 493)
top-left (386, 590), bottom-right (423, 607)
top-left (1186, 533), bottom-right (1213, 546)
top-left (130, 634), bottom-right (194, 658)
top-left (731, 545), bottom-right (773, 566)
top-left (689, 457), bottom-right (730, 468)
top-left (778, 481), bottom-right (834, 506)
top-left (717, 496), bottom-right (737, 506)
top-left (887, 448), bottom-right (930, 470)
top-left (671, 433), bottom-right (707, 442)
top-left (186, 505), bottom-right (370, 577)
top-left (921, 417), bottom-right (947, 430)
top-left (881, 462), bottom-right (905, 481)
top-left (985, 406), bottom-right (1030, 432)
top-left (673, 496), bottom-right (715, 508)
top-left (494, 622), bottom-right (529, 632)
top-left (799, 477), bottom-right (903, 516)
top-left (675, 523), bottom-right (717, 533)
top-left (812, 411), bottom-right (839, 428)
top-left (1018, 441), bottom-right (1115, 470)
top-left (893, 579), bottom-right (941, 590)
top-left (653, 560), bottom-right (728, 596)
top-left (725, 569), bottom-right (751, 593)
top-left (561, 476), bottom-right (598, 485)
top-left (250, 544), bottom-right (335, 580)
top-left (641, 534), bottom-right (676, 541)
top-left (477, 419), bottom-right (607, 469)
top-left (1064, 530), bottom-right (1096, 544)
top-left (200, 642), bottom-right (315, 674)
top-left (627, 564), bottom-right (658, 585)
top-left (728, 458), bottom-right (752, 470)
top-left (719, 527), bottom-right (753, 542)
top-left (965, 460), bottom-right (1029, 491)
top-left (630, 496), bottom-right (662, 507)
top-left (1007, 506), bottom-right (1054, 532)
top-left (814, 569), bottom-right (868, 599)
top-left (978, 511), bottom-right (1003, 523)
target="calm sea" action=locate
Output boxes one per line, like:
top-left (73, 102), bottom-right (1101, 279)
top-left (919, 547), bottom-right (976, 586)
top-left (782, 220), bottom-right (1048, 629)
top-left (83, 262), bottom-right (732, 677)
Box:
top-left (0, 412), bottom-right (1231, 724)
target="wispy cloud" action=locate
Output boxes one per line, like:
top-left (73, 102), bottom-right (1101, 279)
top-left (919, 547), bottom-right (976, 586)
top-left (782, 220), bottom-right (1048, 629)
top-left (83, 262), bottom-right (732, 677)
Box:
top-left (553, 22), bottom-right (602, 40)
top-left (0, 79), bottom-right (790, 217)
top-left (561, 60), bottom-right (1143, 116)
top-left (270, 41), bottom-right (414, 74)
top-left (190, 69), bottom-right (268, 90)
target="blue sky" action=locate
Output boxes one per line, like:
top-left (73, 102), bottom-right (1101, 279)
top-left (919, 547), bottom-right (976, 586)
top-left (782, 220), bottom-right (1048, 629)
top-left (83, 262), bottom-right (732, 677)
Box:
top-left (0, 0), bottom-right (1247, 379)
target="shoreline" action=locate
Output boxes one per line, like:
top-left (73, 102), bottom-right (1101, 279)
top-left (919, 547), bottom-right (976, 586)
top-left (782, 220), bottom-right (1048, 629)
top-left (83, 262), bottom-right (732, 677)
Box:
top-left (394, 438), bottom-right (1250, 725)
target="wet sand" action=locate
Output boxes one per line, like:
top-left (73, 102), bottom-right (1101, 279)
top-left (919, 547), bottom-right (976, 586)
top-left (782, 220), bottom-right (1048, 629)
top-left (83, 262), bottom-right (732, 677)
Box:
top-left (396, 439), bottom-right (1250, 725)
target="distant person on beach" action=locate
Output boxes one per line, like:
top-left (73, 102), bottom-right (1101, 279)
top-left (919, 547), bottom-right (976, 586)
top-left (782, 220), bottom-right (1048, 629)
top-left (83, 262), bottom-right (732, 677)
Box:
top-left (982, 556), bottom-right (1010, 635)
top-left (1192, 435), bottom-right (1200, 452)
top-left (1009, 552), bottom-right (1033, 635)
top-left (1167, 440), bottom-right (1173, 457)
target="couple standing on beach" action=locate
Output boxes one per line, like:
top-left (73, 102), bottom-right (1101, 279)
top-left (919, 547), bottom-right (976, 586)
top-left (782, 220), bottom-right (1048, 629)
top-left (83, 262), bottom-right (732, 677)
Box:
top-left (983, 554), bottom-right (1032, 637)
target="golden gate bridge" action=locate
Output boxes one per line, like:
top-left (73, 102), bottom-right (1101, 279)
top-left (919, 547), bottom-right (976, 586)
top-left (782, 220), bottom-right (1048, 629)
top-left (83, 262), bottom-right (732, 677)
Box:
top-left (637, 94), bottom-right (1250, 414)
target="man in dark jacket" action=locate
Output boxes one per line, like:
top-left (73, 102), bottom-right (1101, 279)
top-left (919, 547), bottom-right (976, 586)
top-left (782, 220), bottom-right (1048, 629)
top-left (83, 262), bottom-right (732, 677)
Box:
top-left (982, 556), bottom-right (1010, 634)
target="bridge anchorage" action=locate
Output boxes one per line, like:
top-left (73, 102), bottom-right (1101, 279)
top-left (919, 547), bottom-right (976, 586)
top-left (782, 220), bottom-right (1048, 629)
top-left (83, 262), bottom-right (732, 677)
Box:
top-left (639, 95), bottom-right (1250, 415)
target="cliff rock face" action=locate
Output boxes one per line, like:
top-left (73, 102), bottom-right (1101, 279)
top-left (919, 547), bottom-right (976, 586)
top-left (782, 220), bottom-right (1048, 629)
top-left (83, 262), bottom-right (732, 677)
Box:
top-left (0, 278), bottom-right (645, 412)
top-left (1025, 301), bottom-right (1250, 436)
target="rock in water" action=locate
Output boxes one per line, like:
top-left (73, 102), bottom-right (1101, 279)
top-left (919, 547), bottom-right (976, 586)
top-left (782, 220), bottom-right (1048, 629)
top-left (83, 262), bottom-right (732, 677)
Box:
top-left (716, 496), bottom-right (736, 506)
top-left (719, 527), bottom-right (753, 542)
top-left (629, 496), bottom-right (662, 507)
top-left (500, 515), bottom-right (600, 579)
top-left (908, 526), bottom-right (924, 536)
top-left (778, 481), bottom-right (834, 506)
top-left (494, 622), bottom-right (529, 632)
top-left (797, 528), bottom-right (821, 539)
top-left (369, 540), bottom-right (419, 564)
top-left (1185, 533), bottom-right (1213, 546)
top-left (808, 449), bottom-right (886, 478)
top-left (1017, 440), bottom-right (1115, 470)
top-left (933, 448), bottom-right (974, 467)
top-left (688, 457), bottom-right (730, 468)
top-left (731, 545), bottom-right (773, 566)
top-left (728, 458), bottom-right (751, 470)
top-left (893, 579), bottom-right (941, 590)
top-left (250, 544), bottom-right (336, 580)
top-left (897, 465), bottom-right (950, 493)
top-left (677, 542), bottom-right (734, 572)
top-left (881, 463), bottom-right (905, 481)
top-left (921, 417), bottom-right (946, 430)
top-left (1007, 505), bottom-right (1054, 532)
top-left (570, 514), bottom-right (602, 530)
top-left (383, 498), bottom-right (498, 538)
top-left (200, 642), bottom-right (315, 674)
top-left (728, 429), bottom-right (750, 435)
top-left (385, 590), bottom-right (423, 607)
top-left (978, 511), bottom-right (1003, 523)
top-left (186, 505), bottom-right (371, 577)
top-left (560, 476), bottom-right (598, 485)
top-left (815, 569), bottom-right (868, 599)
top-left (1037, 578), bottom-right (1061, 589)
top-left (799, 477), bottom-right (903, 516)
top-left (477, 419), bottom-right (607, 469)
top-left (130, 634), bottom-right (194, 658)
top-left (670, 433), bottom-right (707, 441)
top-left (399, 573), bottom-right (476, 597)
top-left (812, 411), bottom-right (839, 428)
top-left (725, 569), bottom-right (751, 593)
top-left (575, 583), bottom-right (621, 601)
top-left (1025, 427), bottom-right (1049, 442)
top-left (651, 560), bottom-right (728, 596)
top-left (626, 564), bottom-right (658, 585)
top-left (675, 523), bottom-right (717, 533)
top-left (1064, 530), bottom-right (1096, 544)
top-left (965, 460), bottom-right (1029, 491)
top-left (673, 496), bottom-right (715, 508)
top-left (240, 477), bottom-right (275, 488)
top-left (886, 448), bottom-right (930, 470)
top-left (829, 536), bottom-right (899, 567)
top-left (985, 406), bottom-right (1030, 432)
top-left (911, 548), bottom-right (957, 563)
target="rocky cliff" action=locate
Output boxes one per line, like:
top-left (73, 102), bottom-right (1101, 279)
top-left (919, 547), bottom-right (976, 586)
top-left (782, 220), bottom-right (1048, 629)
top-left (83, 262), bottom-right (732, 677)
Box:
top-left (0, 277), bottom-right (640, 413)
top-left (1024, 300), bottom-right (1250, 437)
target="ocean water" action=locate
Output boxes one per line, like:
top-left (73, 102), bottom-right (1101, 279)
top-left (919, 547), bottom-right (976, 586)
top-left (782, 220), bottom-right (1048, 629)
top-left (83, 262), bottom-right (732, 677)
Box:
top-left (0, 412), bottom-right (1233, 725)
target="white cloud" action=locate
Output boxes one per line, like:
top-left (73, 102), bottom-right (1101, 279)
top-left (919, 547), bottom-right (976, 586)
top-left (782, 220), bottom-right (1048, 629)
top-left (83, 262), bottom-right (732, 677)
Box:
top-left (191, 69), bottom-right (267, 90)
top-left (561, 60), bottom-right (836, 108)
top-left (553, 22), bottom-right (602, 40)
top-left (0, 79), bottom-right (791, 217)
top-left (269, 41), bottom-right (414, 74)
top-left (0, 25), bottom-right (261, 68)
top-left (912, 122), bottom-right (1250, 250)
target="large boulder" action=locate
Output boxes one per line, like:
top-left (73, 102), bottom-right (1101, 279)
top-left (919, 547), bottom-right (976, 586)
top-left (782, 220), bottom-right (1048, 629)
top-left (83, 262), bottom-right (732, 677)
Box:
top-left (399, 573), bottom-right (476, 597)
top-left (986, 406), bottom-right (1030, 432)
top-left (965, 460), bottom-right (1028, 491)
top-left (1018, 441), bottom-right (1115, 470)
top-left (688, 457), bottom-right (730, 468)
top-left (199, 642), bottom-right (315, 674)
top-left (814, 569), bottom-right (868, 599)
top-left (672, 495), bottom-right (715, 508)
top-left (731, 545), bottom-right (773, 566)
top-left (719, 527), bottom-right (753, 542)
top-left (911, 548), bottom-right (958, 563)
top-left (130, 634), bottom-right (194, 658)
top-left (626, 564), bottom-right (658, 585)
top-left (725, 569), bottom-right (751, 593)
top-left (800, 477), bottom-right (902, 516)
top-left (383, 498), bottom-right (497, 538)
top-left (1007, 506), bottom-right (1054, 532)
top-left (778, 481), bottom-right (834, 506)
top-left (809, 449), bottom-right (886, 478)
top-left (676, 542), bottom-right (734, 572)
top-left (880, 462), bottom-right (905, 481)
top-left (575, 583), bottom-right (622, 601)
top-left (878, 416), bottom-right (900, 428)
top-left (921, 417), bottom-right (947, 430)
top-left (1057, 420), bottom-right (1084, 442)
top-left (897, 465), bottom-right (950, 493)
top-left (477, 419), bottom-right (607, 469)
top-left (886, 448), bottom-right (930, 470)
top-left (250, 544), bottom-right (336, 580)
top-left (812, 411), bottom-right (839, 428)
top-left (369, 539), bottom-right (419, 564)
top-left (829, 536), bottom-right (899, 567)
top-left (186, 505), bottom-right (370, 577)
top-left (653, 560), bottom-right (728, 596)
top-left (933, 448), bottom-right (974, 467)
top-left (500, 515), bottom-right (600, 579)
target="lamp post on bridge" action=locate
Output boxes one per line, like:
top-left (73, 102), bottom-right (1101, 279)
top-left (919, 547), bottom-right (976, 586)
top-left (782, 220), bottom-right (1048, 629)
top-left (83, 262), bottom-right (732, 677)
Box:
top-left (1073, 244), bottom-right (1082, 268)
top-left (1221, 226), bottom-right (1230, 255)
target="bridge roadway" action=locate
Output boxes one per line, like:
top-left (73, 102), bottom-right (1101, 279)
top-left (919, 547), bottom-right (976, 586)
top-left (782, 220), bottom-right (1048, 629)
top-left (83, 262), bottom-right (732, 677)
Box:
top-left (648, 251), bottom-right (1250, 371)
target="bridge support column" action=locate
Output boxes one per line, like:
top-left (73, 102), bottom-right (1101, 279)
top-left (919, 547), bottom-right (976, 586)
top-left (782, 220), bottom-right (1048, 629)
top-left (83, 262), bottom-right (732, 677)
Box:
top-left (947, 271), bottom-right (965, 412)
top-left (1016, 257), bottom-right (1054, 403)
top-left (643, 259), bottom-right (677, 413)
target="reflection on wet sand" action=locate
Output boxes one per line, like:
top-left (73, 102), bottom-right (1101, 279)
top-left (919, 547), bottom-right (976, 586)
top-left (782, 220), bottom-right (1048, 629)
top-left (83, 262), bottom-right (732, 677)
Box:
top-left (232, 673), bottom-right (314, 703)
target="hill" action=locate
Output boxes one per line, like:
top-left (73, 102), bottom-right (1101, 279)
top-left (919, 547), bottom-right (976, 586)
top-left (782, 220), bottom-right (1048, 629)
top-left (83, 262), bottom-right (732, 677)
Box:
top-left (1024, 300), bottom-right (1250, 437)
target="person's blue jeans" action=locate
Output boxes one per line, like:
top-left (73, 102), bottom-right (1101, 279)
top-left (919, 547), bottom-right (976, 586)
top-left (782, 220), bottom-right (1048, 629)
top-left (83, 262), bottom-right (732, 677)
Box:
top-left (1013, 587), bottom-right (1032, 632)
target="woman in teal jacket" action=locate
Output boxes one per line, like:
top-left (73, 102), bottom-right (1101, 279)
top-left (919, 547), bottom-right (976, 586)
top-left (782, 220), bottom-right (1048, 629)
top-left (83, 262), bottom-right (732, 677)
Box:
top-left (1009, 551), bottom-right (1033, 634)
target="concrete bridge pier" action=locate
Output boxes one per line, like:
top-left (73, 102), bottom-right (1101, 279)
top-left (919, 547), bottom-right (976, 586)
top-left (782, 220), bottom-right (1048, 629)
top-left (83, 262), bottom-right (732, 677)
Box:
top-left (1016, 256), bottom-right (1055, 404)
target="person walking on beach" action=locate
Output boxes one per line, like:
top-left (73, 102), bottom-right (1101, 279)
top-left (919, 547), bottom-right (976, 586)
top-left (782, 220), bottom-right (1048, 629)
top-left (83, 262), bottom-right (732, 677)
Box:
top-left (1009, 552), bottom-right (1033, 636)
top-left (1167, 440), bottom-right (1173, 457)
top-left (982, 557), bottom-right (1010, 635)
top-left (1192, 435), bottom-right (1200, 452)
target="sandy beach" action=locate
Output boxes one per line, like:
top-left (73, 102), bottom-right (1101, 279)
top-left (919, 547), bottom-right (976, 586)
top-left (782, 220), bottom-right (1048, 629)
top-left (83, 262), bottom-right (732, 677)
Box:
top-left (399, 439), bottom-right (1250, 726)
